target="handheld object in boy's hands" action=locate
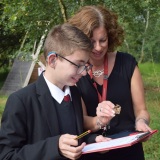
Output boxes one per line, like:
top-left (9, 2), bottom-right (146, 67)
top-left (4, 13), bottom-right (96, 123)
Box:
top-left (75, 130), bottom-right (91, 140)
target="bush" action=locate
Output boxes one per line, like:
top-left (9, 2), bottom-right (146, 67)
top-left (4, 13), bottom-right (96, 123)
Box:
top-left (0, 67), bottom-right (10, 89)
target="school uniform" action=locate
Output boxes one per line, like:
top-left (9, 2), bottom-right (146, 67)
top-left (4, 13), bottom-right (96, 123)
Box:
top-left (0, 73), bottom-right (94, 160)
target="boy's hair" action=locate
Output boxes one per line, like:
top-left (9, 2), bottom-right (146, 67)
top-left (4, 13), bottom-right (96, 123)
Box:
top-left (44, 23), bottom-right (93, 60)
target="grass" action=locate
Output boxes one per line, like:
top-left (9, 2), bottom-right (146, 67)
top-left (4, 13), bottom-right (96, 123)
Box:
top-left (0, 67), bottom-right (10, 89)
top-left (139, 62), bottom-right (160, 89)
top-left (0, 62), bottom-right (160, 159)
top-left (0, 95), bottom-right (7, 119)
top-left (139, 63), bottom-right (160, 160)
top-left (0, 67), bottom-right (9, 120)
top-left (143, 88), bottom-right (160, 160)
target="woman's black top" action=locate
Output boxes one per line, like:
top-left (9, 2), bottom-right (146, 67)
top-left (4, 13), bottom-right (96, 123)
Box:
top-left (77, 52), bottom-right (145, 160)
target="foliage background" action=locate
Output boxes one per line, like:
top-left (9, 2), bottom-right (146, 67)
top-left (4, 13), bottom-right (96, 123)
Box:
top-left (0, 0), bottom-right (160, 66)
top-left (0, 0), bottom-right (160, 160)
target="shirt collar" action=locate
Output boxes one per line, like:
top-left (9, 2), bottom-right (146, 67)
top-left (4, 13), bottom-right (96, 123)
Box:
top-left (43, 74), bottom-right (71, 104)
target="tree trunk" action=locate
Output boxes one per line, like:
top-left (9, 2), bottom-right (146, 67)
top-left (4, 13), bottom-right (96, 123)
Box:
top-left (58, 0), bottom-right (67, 22)
top-left (138, 10), bottom-right (149, 63)
top-left (124, 39), bottom-right (130, 53)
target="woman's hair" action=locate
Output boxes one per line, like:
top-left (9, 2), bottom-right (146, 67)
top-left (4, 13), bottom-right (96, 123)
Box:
top-left (68, 5), bottom-right (124, 52)
top-left (43, 23), bottom-right (93, 59)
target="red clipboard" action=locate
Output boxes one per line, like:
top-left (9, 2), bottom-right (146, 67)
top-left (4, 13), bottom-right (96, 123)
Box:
top-left (82, 129), bottom-right (158, 154)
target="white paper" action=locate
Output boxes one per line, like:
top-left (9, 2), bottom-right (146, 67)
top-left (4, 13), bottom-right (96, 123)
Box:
top-left (82, 132), bottom-right (146, 153)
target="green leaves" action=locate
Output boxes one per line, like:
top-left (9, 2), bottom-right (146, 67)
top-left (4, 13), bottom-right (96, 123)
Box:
top-left (0, 0), bottom-right (160, 68)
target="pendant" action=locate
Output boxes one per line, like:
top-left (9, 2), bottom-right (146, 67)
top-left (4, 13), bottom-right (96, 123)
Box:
top-left (92, 69), bottom-right (104, 77)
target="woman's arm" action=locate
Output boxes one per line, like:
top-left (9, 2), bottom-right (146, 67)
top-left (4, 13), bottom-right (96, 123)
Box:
top-left (131, 66), bottom-right (152, 132)
top-left (81, 98), bottom-right (99, 131)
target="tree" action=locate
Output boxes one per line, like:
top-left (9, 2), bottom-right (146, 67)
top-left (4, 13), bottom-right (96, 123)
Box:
top-left (0, 0), bottom-right (160, 67)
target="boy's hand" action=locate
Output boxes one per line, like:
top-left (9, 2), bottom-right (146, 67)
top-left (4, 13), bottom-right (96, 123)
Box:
top-left (59, 134), bottom-right (86, 160)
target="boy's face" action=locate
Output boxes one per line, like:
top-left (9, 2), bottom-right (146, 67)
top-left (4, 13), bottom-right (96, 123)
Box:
top-left (53, 49), bottom-right (90, 89)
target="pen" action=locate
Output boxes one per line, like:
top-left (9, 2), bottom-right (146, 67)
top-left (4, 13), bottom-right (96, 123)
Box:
top-left (75, 130), bottom-right (91, 140)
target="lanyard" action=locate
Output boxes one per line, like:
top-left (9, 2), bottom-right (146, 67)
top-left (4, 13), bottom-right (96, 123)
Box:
top-left (89, 54), bottom-right (108, 102)
top-left (89, 54), bottom-right (109, 135)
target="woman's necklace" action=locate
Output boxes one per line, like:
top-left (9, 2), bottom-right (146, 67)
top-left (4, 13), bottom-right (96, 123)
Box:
top-left (92, 69), bottom-right (104, 77)
top-left (89, 54), bottom-right (108, 102)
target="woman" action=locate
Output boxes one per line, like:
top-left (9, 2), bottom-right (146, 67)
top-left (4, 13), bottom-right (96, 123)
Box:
top-left (68, 5), bottom-right (152, 160)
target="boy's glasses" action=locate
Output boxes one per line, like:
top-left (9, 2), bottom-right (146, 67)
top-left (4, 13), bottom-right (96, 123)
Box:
top-left (48, 51), bottom-right (92, 74)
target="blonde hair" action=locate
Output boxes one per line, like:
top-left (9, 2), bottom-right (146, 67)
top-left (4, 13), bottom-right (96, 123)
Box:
top-left (44, 23), bottom-right (93, 59)
top-left (68, 5), bottom-right (124, 52)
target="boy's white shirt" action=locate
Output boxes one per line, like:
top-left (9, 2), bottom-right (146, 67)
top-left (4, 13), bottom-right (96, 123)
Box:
top-left (43, 74), bottom-right (72, 104)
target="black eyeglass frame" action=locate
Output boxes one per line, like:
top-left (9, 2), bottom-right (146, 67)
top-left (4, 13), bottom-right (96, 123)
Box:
top-left (48, 51), bottom-right (92, 74)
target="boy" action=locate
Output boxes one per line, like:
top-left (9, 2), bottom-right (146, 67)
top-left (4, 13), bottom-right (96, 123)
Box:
top-left (0, 23), bottom-right (106, 160)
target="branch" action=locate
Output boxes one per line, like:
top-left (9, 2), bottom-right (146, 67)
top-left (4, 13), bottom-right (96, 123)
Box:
top-left (139, 10), bottom-right (150, 63)
top-left (23, 30), bottom-right (48, 87)
top-left (18, 31), bottom-right (28, 56)
top-left (124, 39), bottom-right (130, 53)
top-left (58, 0), bottom-right (67, 22)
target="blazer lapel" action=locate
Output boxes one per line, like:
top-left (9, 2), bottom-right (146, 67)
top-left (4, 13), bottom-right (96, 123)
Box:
top-left (36, 74), bottom-right (60, 136)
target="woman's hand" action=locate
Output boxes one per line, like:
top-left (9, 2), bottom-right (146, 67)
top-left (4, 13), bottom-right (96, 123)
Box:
top-left (135, 118), bottom-right (152, 132)
top-left (135, 118), bottom-right (152, 142)
top-left (96, 101), bottom-right (115, 128)
top-left (95, 135), bottom-right (111, 153)
top-left (95, 135), bottom-right (111, 143)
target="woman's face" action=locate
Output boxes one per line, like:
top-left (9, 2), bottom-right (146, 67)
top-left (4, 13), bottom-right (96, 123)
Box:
top-left (90, 26), bottom-right (108, 61)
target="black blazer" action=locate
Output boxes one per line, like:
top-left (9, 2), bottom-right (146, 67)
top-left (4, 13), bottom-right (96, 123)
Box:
top-left (0, 74), bottom-right (86, 160)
